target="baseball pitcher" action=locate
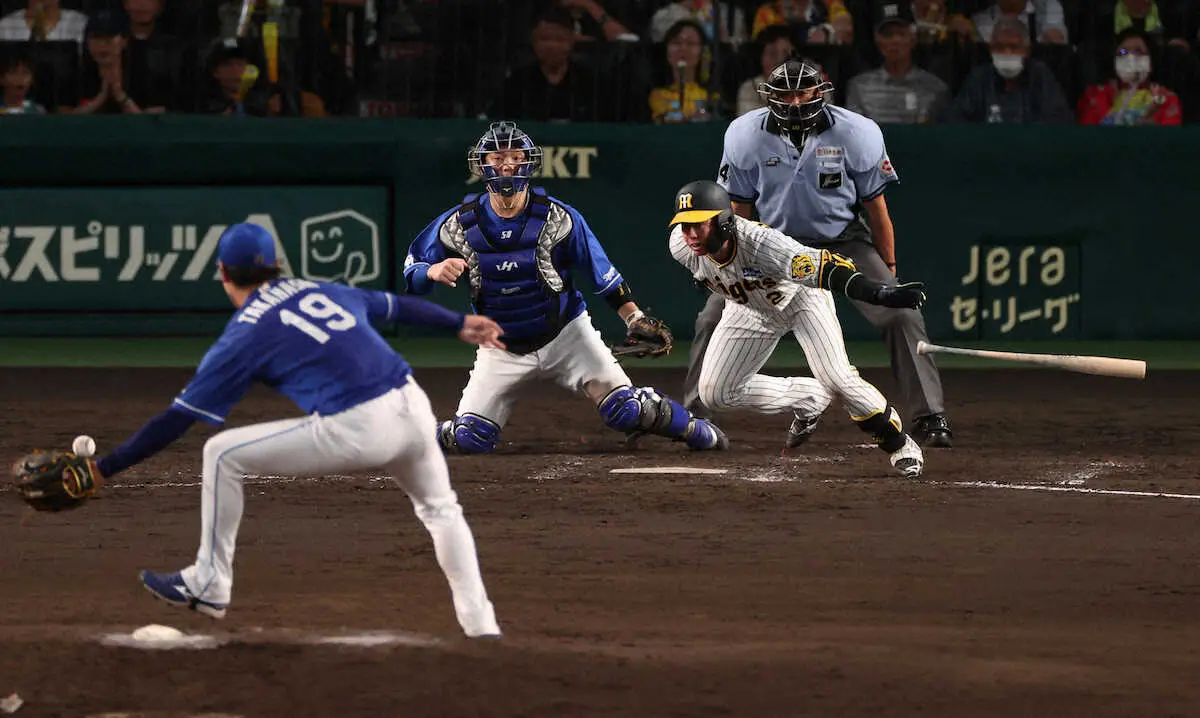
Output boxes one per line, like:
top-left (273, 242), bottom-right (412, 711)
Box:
top-left (684, 58), bottom-right (953, 448)
top-left (668, 180), bottom-right (926, 478)
top-left (404, 121), bottom-right (726, 454)
top-left (12, 223), bottom-right (505, 638)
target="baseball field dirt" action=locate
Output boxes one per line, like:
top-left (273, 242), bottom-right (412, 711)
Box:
top-left (1, 366), bottom-right (1197, 717)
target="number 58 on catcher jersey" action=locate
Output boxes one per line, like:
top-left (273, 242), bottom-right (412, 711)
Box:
top-left (669, 216), bottom-right (827, 315)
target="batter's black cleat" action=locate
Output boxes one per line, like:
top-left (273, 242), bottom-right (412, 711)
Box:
top-left (785, 411), bottom-right (821, 450)
top-left (912, 414), bottom-right (953, 448)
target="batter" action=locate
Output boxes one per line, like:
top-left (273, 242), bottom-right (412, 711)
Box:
top-left (90, 223), bottom-right (505, 638)
top-left (667, 180), bottom-right (927, 478)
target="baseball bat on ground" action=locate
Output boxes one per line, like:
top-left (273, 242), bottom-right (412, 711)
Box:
top-left (916, 341), bottom-right (1146, 380)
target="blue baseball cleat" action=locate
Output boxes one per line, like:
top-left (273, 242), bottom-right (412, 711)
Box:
top-left (139, 570), bottom-right (228, 619)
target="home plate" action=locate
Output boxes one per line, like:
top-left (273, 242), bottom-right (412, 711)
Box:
top-left (610, 466), bottom-right (729, 475)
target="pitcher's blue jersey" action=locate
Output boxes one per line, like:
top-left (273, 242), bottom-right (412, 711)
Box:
top-left (173, 278), bottom-right (411, 424)
top-left (403, 191), bottom-right (623, 349)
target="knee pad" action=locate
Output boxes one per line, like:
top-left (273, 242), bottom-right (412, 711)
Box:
top-left (598, 386), bottom-right (690, 437)
top-left (853, 405), bottom-right (906, 453)
top-left (598, 386), bottom-right (646, 433)
top-left (437, 414), bottom-right (501, 454)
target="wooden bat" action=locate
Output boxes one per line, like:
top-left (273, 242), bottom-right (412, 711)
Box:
top-left (916, 341), bottom-right (1146, 380)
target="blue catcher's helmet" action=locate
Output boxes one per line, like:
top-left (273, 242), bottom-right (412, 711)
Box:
top-left (467, 121), bottom-right (543, 197)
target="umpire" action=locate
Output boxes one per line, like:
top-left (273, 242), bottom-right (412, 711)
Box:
top-left (683, 51), bottom-right (953, 448)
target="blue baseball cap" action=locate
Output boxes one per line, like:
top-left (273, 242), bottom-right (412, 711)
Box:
top-left (216, 223), bottom-right (277, 269)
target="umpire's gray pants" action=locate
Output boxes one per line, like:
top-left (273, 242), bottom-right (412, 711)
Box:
top-left (683, 237), bottom-right (945, 422)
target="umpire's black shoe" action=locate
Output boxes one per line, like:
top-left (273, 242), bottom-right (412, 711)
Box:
top-left (912, 414), bottom-right (953, 448)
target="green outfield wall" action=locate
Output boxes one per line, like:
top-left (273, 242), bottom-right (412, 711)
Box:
top-left (0, 116), bottom-right (1191, 341)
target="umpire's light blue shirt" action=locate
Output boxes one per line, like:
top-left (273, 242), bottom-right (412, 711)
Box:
top-left (717, 106), bottom-right (898, 242)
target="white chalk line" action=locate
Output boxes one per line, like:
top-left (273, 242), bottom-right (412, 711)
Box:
top-left (106, 459), bottom-right (1192, 501)
top-left (110, 474), bottom-right (392, 490)
top-left (954, 481), bottom-right (1200, 501)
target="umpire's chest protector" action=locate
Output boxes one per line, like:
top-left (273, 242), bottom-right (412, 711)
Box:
top-left (437, 188), bottom-right (575, 338)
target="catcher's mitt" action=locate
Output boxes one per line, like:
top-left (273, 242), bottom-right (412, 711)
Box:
top-left (612, 314), bottom-right (673, 359)
top-left (12, 450), bottom-right (102, 513)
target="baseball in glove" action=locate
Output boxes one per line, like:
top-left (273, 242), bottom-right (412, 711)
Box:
top-left (612, 313), bottom-right (673, 359)
top-left (12, 450), bottom-right (102, 513)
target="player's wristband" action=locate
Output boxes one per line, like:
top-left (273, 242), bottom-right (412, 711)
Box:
top-left (604, 280), bottom-right (636, 312)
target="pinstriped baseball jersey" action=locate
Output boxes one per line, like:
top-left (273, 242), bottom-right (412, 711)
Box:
top-left (670, 215), bottom-right (891, 428)
top-left (669, 215), bottom-right (826, 316)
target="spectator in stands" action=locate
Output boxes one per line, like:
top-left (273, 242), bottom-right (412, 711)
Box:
top-left (198, 37), bottom-right (269, 116)
top-left (736, 24), bottom-right (792, 116)
top-left (123, 0), bottom-right (191, 112)
top-left (972, 0), bottom-right (1068, 45)
top-left (1078, 28), bottom-right (1181, 125)
top-left (846, 3), bottom-right (949, 124)
top-left (0, 0), bottom-right (86, 44)
top-left (1107, 0), bottom-right (1189, 47)
top-left (74, 11), bottom-right (160, 114)
top-left (490, 7), bottom-right (610, 122)
top-left (649, 18), bottom-right (718, 122)
top-left (650, 1), bottom-right (747, 46)
top-left (751, 0), bottom-right (853, 45)
top-left (0, 53), bottom-right (44, 113)
top-left (912, 0), bottom-right (976, 44)
top-left (943, 17), bottom-right (1071, 123)
top-left (555, 0), bottom-right (638, 42)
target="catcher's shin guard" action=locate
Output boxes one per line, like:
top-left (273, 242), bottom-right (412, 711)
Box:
top-left (437, 414), bottom-right (501, 454)
top-left (598, 386), bottom-right (727, 450)
top-left (853, 405), bottom-right (907, 453)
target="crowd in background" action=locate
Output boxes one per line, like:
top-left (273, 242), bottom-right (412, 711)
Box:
top-left (0, 0), bottom-right (1196, 125)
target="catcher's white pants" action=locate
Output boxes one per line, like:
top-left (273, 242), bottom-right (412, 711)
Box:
top-left (178, 379), bottom-right (500, 637)
top-left (456, 310), bottom-right (631, 424)
top-left (697, 288), bottom-right (889, 422)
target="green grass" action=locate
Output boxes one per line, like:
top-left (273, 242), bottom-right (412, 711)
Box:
top-left (0, 337), bottom-right (1195, 370)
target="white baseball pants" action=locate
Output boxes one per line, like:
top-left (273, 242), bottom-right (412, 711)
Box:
top-left (696, 289), bottom-right (889, 421)
top-left (455, 310), bottom-right (632, 423)
top-left (178, 379), bottom-right (500, 637)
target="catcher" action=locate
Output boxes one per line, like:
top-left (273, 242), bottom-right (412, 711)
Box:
top-left (404, 121), bottom-right (726, 453)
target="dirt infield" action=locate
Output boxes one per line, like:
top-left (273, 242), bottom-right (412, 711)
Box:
top-left (1, 366), bottom-right (1198, 717)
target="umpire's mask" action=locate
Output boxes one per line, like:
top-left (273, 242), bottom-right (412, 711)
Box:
top-left (758, 59), bottom-right (832, 136)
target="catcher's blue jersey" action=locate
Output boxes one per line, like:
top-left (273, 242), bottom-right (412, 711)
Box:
top-left (172, 278), bottom-right (412, 424)
top-left (403, 190), bottom-right (624, 349)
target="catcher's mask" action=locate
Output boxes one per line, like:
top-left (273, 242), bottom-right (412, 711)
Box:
top-left (758, 59), bottom-right (832, 135)
top-left (669, 180), bottom-right (735, 254)
top-left (467, 121), bottom-right (543, 198)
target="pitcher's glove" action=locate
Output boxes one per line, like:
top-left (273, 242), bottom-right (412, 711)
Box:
top-left (612, 313), bottom-right (673, 359)
top-left (12, 450), bottom-right (102, 512)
